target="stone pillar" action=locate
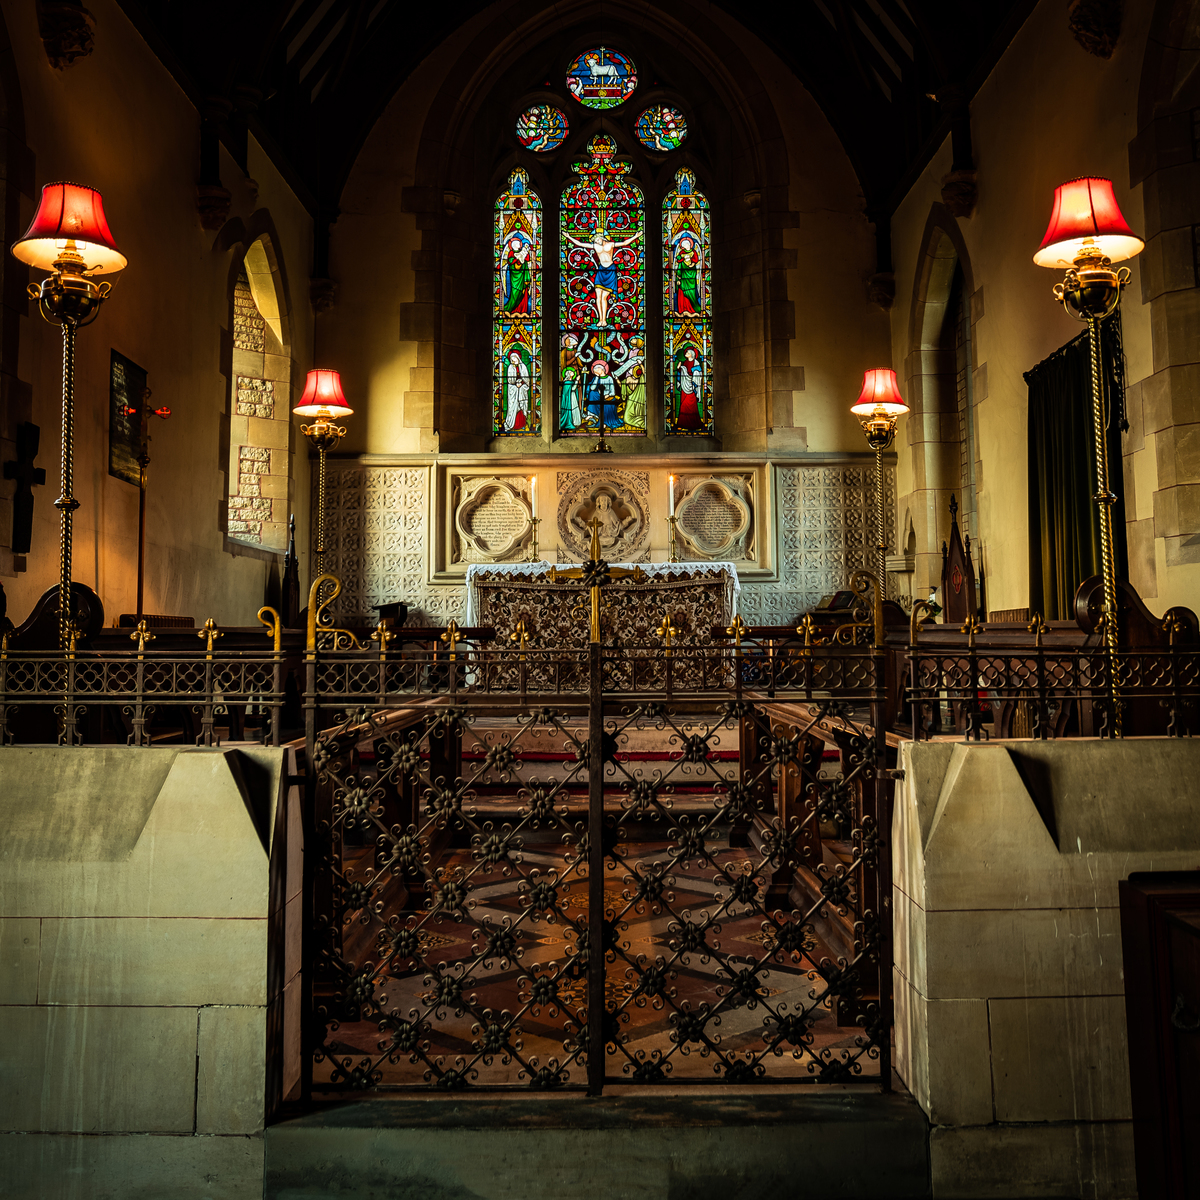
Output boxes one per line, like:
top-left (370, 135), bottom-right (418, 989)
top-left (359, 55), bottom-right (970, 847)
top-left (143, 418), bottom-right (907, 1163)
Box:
top-left (894, 738), bottom-right (1200, 1198)
top-left (1129, 109), bottom-right (1200, 586)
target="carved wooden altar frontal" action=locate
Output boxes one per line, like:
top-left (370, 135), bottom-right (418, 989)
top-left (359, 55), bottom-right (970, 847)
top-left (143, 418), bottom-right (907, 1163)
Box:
top-left (473, 567), bottom-right (732, 648)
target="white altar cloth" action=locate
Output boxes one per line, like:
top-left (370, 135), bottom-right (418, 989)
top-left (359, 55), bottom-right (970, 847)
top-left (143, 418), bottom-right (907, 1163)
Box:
top-left (464, 561), bottom-right (741, 627)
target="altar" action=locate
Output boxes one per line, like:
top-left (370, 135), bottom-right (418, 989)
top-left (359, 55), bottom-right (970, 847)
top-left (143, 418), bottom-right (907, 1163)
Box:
top-left (465, 561), bottom-right (741, 647)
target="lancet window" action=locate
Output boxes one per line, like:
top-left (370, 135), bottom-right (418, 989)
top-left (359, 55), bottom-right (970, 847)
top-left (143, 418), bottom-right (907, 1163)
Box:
top-left (491, 48), bottom-right (709, 440)
top-left (492, 168), bottom-right (542, 437)
top-left (559, 135), bottom-right (646, 438)
top-left (663, 168), bottom-right (712, 436)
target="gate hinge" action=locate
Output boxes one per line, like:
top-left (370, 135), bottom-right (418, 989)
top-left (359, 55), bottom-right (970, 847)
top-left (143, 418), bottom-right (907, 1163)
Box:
top-left (886, 768), bottom-right (905, 781)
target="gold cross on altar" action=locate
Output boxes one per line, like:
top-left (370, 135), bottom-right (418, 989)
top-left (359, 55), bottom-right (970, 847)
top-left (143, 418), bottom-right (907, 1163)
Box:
top-left (546, 517), bottom-right (646, 643)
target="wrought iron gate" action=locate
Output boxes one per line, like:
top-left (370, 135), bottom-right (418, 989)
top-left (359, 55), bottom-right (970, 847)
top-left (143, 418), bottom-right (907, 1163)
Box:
top-left (303, 631), bottom-right (892, 1095)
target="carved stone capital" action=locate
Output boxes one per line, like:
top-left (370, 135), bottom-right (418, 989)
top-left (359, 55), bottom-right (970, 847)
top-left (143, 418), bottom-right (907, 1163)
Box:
top-left (310, 277), bottom-right (339, 315)
top-left (196, 184), bottom-right (232, 232)
top-left (37, 1), bottom-right (95, 70)
top-left (1068, 0), bottom-right (1122, 59)
top-left (941, 170), bottom-right (978, 219)
top-left (743, 189), bottom-right (762, 218)
top-left (867, 272), bottom-right (896, 310)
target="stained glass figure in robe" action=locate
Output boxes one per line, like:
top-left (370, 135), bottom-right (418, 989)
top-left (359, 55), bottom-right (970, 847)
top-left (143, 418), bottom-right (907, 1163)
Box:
top-left (635, 105), bottom-right (687, 151)
top-left (493, 168), bottom-right (541, 436)
top-left (663, 167), bottom-right (713, 436)
top-left (559, 134), bottom-right (646, 437)
top-left (515, 104), bottom-right (568, 151)
top-left (565, 47), bottom-right (637, 110)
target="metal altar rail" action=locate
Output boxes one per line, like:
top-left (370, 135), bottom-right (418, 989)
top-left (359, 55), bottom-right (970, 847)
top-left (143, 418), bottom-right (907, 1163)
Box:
top-left (907, 645), bottom-right (1200, 740)
top-left (1, 636), bottom-right (1197, 745)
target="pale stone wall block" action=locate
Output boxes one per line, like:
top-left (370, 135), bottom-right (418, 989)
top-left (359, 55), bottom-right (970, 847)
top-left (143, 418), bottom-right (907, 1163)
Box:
top-left (0, 1006), bottom-right (197, 1133)
top-left (990, 995), bottom-right (1132, 1123)
top-left (0, 1132), bottom-right (264, 1200)
top-left (197, 1007), bottom-right (267, 1135)
top-left (0, 917), bottom-right (40, 1004)
top-left (39, 917), bottom-right (267, 1007)
top-left (930, 1121), bottom-right (1135, 1200)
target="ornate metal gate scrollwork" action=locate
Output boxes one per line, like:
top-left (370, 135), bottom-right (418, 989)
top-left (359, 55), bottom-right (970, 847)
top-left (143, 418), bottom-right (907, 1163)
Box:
top-left (304, 622), bottom-right (892, 1094)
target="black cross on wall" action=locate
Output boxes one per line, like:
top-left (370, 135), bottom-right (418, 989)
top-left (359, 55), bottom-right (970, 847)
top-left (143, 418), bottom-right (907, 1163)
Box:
top-left (3, 422), bottom-right (47, 555)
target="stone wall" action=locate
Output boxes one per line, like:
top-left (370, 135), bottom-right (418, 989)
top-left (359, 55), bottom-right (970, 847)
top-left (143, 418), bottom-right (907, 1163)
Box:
top-left (0, 745), bottom-right (295, 1200)
top-left (894, 738), bottom-right (1200, 1198)
top-left (317, 454), bottom-right (894, 626)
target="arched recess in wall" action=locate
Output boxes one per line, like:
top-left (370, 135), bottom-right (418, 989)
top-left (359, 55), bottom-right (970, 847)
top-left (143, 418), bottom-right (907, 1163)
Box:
top-left (903, 203), bottom-right (979, 594)
top-left (0, 7), bottom-right (34, 579)
top-left (384, 0), bottom-right (790, 454)
top-left (216, 218), bottom-right (294, 555)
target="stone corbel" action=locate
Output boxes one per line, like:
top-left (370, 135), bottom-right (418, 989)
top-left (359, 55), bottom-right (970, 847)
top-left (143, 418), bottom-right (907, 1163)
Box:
top-left (37, 0), bottom-right (95, 69)
top-left (941, 170), bottom-right (978, 219)
top-left (197, 184), bottom-right (233, 232)
top-left (867, 272), bottom-right (896, 310)
top-left (310, 278), bottom-right (339, 315)
top-left (1068, 0), bottom-right (1122, 59)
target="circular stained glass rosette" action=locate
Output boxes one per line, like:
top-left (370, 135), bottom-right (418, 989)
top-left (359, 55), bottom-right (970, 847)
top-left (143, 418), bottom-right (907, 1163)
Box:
top-left (635, 105), bottom-right (687, 151)
top-left (515, 105), bottom-right (568, 152)
top-left (565, 47), bottom-right (637, 110)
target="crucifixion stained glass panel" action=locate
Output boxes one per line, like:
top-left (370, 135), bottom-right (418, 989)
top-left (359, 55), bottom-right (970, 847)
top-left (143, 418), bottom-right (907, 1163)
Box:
top-left (559, 134), bottom-right (646, 438)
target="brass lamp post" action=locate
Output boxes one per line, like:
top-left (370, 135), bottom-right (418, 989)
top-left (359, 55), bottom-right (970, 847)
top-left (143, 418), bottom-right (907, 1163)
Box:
top-left (1034, 177), bottom-right (1143, 724)
top-left (11, 183), bottom-right (127, 647)
top-left (294, 369), bottom-right (352, 604)
top-left (851, 368), bottom-right (909, 645)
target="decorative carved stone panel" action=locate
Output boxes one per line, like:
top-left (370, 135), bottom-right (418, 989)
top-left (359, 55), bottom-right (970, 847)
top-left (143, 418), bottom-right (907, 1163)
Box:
top-left (322, 465), bottom-right (465, 627)
top-left (453, 476), bottom-right (533, 563)
top-left (556, 469), bottom-right (649, 561)
top-left (675, 474), bottom-right (753, 561)
top-left (738, 464), bottom-right (895, 626)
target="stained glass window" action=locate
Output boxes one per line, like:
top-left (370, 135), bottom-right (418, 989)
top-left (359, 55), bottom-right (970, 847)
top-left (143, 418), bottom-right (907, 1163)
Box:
top-left (635, 105), bottom-right (687, 151)
top-left (565, 47), bottom-right (637, 110)
top-left (493, 168), bottom-right (541, 437)
top-left (559, 135), bottom-right (646, 438)
top-left (515, 105), bottom-right (568, 151)
top-left (663, 168), bottom-right (712, 436)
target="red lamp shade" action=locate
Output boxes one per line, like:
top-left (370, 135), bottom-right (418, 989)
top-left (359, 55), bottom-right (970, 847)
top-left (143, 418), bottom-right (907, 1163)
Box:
top-left (11, 182), bottom-right (127, 274)
top-left (1033, 177), bottom-right (1143, 269)
top-left (294, 369), bottom-right (352, 419)
top-left (851, 368), bottom-right (909, 419)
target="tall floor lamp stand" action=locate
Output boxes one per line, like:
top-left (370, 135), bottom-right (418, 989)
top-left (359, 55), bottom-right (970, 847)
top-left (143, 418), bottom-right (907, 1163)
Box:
top-left (1034, 176), bottom-right (1145, 735)
top-left (11, 182), bottom-right (127, 648)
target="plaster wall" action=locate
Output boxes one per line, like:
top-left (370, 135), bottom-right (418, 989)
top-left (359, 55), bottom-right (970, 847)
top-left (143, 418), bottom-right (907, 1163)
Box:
top-left (888, 0), bottom-right (1192, 613)
top-left (0, 0), bottom-right (314, 629)
top-left (322, 0), bottom-right (888, 459)
top-left (894, 737), bottom-right (1200, 1198)
top-left (0, 744), bottom-right (293, 1200)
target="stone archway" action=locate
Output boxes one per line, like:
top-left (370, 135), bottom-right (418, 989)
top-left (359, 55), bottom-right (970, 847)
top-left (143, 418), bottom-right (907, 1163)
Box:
top-left (900, 203), bottom-right (981, 596)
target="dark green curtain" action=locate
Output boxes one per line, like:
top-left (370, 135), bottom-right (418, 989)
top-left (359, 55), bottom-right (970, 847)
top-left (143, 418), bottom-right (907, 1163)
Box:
top-left (1026, 315), bottom-right (1128, 621)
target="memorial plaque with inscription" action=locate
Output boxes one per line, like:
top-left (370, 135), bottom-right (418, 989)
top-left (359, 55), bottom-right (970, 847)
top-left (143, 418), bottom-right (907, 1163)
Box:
top-left (676, 476), bottom-right (752, 559)
top-left (454, 477), bottom-right (532, 562)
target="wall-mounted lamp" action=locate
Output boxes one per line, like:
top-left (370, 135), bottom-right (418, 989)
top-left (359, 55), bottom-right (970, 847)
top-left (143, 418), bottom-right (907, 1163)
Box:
top-left (294, 369), bottom-right (352, 600)
top-left (851, 368), bottom-right (909, 644)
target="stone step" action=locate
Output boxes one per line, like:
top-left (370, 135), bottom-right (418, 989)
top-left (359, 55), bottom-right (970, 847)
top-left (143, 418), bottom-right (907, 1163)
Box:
top-left (265, 1088), bottom-right (930, 1200)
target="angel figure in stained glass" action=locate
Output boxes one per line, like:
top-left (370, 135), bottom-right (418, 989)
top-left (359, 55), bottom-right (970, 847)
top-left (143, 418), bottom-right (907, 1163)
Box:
top-left (563, 223), bottom-right (644, 326)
